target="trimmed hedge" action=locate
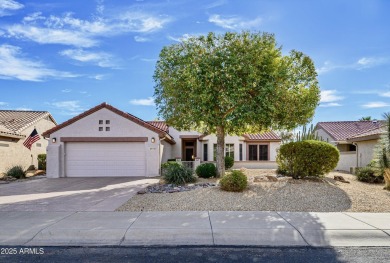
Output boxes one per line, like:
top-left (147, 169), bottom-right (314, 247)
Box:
top-left (220, 170), bottom-right (248, 192)
top-left (195, 163), bottom-right (217, 178)
top-left (225, 156), bottom-right (234, 169)
top-left (276, 140), bottom-right (339, 179)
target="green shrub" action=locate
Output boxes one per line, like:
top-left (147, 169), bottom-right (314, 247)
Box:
top-left (161, 161), bottom-right (181, 176)
top-left (220, 170), bottom-right (248, 192)
top-left (5, 165), bottom-right (26, 179)
top-left (164, 164), bottom-right (196, 185)
top-left (276, 140), bottom-right (339, 179)
top-left (356, 166), bottom-right (384, 183)
top-left (225, 156), bottom-right (234, 169)
top-left (37, 154), bottom-right (46, 170)
top-left (196, 163), bottom-right (217, 178)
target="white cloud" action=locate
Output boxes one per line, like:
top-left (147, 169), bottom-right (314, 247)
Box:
top-left (319, 102), bottom-right (342, 107)
top-left (0, 101), bottom-right (8, 106)
top-left (320, 90), bottom-right (344, 103)
top-left (317, 56), bottom-right (390, 75)
top-left (141, 58), bottom-right (157, 62)
top-left (208, 14), bottom-right (262, 30)
top-left (15, 107), bottom-right (32, 111)
top-left (49, 100), bottom-right (84, 115)
top-left (204, 0), bottom-right (227, 9)
top-left (0, 44), bottom-right (78, 81)
top-left (129, 97), bottom-right (154, 106)
top-left (167, 33), bottom-right (198, 42)
top-left (6, 25), bottom-right (98, 47)
top-left (59, 49), bottom-right (117, 68)
top-left (61, 89), bottom-right (71, 93)
top-left (0, 0), bottom-right (23, 17)
top-left (380, 91), bottom-right (390, 97)
top-left (134, 36), bottom-right (150, 42)
top-left (362, 102), bottom-right (390, 108)
top-left (3, 9), bottom-right (171, 47)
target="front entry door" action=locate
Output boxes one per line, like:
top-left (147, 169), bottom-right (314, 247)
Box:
top-left (185, 147), bottom-right (194, 161)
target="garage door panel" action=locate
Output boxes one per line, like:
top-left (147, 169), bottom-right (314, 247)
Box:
top-left (65, 142), bottom-right (146, 177)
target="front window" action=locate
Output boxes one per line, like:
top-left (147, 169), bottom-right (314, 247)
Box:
top-left (203, 144), bottom-right (208, 161)
top-left (248, 144), bottom-right (269, 161)
top-left (248, 145), bottom-right (258, 160)
top-left (225, 144), bottom-right (234, 158)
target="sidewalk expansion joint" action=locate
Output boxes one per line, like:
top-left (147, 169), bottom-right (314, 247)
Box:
top-left (119, 211), bottom-right (143, 246)
top-left (341, 212), bottom-right (387, 235)
top-left (22, 211), bottom-right (77, 245)
top-left (207, 211), bottom-right (215, 245)
top-left (276, 211), bottom-right (310, 246)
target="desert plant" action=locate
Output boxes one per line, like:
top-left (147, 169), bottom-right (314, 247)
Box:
top-left (295, 124), bottom-right (323, 142)
top-left (373, 112), bottom-right (390, 190)
top-left (164, 164), bottom-right (196, 185)
top-left (161, 161), bottom-right (181, 176)
top-left (356, 166), bottom-right (384, 183)
top-left (37, 154), bottom-right (46, 170)
top-left (195, 163), bottom-right (217, 178)
top-left (5, 165), bottom-right (26, 179)
top-left (276, 140), bottom-right (339, 179)
top-left (224, 156), bottom-right (234, 170)
top-left (220, 170), bottom-right (248, 192)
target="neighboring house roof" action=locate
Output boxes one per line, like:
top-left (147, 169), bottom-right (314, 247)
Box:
top-left (315, 121), bottom-right (383, 142)
top-left (42, 102), bottom-right (176, 144)
top-left (346, 126), bottom-right (384, 142)
top-left (147, 121), bottom-right (169, 133)
top-left (243, 131), bottom-right (281, 141)
top-left (0, 110), bottom-right (56, 138)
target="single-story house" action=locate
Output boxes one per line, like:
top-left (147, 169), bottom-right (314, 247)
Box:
top-left (0, 110), bottom-right (57, 173)
top-left (314, 121), bottom-right (383, 171)
top-left (42, 102), bottom-right (281, 178)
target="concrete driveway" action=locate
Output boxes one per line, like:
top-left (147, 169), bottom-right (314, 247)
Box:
top-left (0, 177), bottom-right (159, 212)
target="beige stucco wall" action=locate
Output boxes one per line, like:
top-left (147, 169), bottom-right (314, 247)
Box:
top-left (46, 108), bottom-right (160, 178)
top-left (357, 139), bottom-right (378, 167)
top-left (0, 117), bottom-right (56, 173)
top-left (314, 128), bottom-right (333, 143)
top-left (336, 152), bottom-right (356, 171)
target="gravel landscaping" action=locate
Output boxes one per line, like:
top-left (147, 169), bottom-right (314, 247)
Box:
top-left (117, 169), bottom-right (390, 212)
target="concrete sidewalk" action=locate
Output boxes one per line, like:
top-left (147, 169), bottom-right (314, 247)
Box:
top-left (0, 211), bottom-right (389, 247)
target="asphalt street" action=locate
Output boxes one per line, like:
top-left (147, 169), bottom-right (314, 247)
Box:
top-left (0, 246), bottom-right (389, 263)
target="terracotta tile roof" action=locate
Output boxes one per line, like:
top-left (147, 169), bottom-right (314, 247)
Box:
top-left (147, 121), bottom-right (169, 133)
top-left (42, 103), bottom-right (176, 144)
top-left (0, 110), bottom-right (56, 137)
top-left (347, 126), bottom-right (384, 142)
top-left (243, 131), bottom-right (281, 141)
top-left (316, 121), bottom-right (384, 141)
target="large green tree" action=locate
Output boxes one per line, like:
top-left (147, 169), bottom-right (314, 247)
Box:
top-left (154, 32), bottom-right (320, 177)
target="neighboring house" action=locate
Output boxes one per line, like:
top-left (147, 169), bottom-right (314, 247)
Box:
top-left (42, 103), bottom-right (281, 178)
top-left (314, 121), bottom-right (383, 171)
top-left (0, 110), bottom-right (57, 173)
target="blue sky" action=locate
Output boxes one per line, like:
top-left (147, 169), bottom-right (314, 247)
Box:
top-left (1, 0), bottom-right (390, 126)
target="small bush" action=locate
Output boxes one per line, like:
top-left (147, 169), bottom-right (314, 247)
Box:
top-left (164, 164), bottom-right (196, 185)
top-left (27, 165), bottom-right (36, 171)
top-left (277, 140), bottom-right (339, 179)
top-left (220, 170), bottom-right (248, 192)
top-left (37, 154), bottom-right (46, 170)
top-left (356, 166), bottom-right (384, 183)
top-left (161, 161), bottom-right (181, 176)
top-left (5, 165), bottom-right (26, 179)
top-left (225, 156), bottom-right (234, 169)
top-left (196, 163), bottom-right (217, 178)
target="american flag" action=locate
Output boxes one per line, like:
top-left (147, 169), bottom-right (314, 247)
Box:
top-left (23, 128), bottom-right (40, 150)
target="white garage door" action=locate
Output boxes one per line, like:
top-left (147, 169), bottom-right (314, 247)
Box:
top-left (65, 142), bottom-right (146, 177)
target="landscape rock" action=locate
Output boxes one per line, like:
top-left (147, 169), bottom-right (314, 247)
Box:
top-left (266, 175), bottom-right (278, 182)
top-left (334, 175), bottom-right (350, 183)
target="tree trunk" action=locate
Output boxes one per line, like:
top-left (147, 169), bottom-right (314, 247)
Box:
top-left (216, 125), bottom-right (225, 177)
top-left (384, 168), bottom-right (390, 190)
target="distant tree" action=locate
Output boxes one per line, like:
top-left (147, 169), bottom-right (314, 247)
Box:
top-left (359, 116), bottom-right (372, 121)
top-left (154, 31), bottom-right (320, 177)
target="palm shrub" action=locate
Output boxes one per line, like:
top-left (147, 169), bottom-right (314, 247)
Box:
top-left (5, 165), bottom-right (26, 179)
top-left (195, 163), bottom-right (217, 178)
top-left (277, 140), bottom-right (339, 179)
top-left (163, 163), bottom-right (196, 185)
top-left (373, 112), bottom-right (390, 190)
top-left (224, 156), bottom-right (234, 169)
top-left (220, 170), bottom-right (248, 192)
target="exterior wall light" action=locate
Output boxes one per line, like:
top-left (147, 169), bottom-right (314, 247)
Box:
top-left (52, 138), bottom-right (57, 143)
top-left (151, 137), bottom-right (155, 143)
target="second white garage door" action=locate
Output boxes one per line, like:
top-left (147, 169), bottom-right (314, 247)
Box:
top-left (65, 142), bottom-right (146, 177)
